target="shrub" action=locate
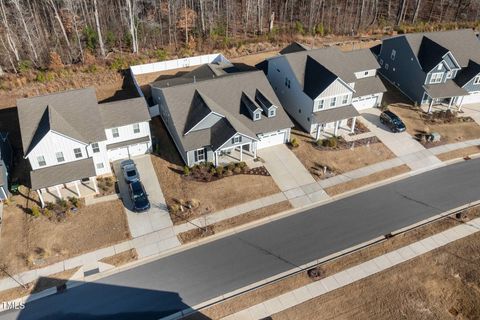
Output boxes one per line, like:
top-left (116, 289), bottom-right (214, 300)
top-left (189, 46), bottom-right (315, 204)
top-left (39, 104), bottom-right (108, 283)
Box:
top-left (183, 166), bottom-right (191, 176)
top-left (227, 163), bottom-right (236, 171)
top-left (216, 165), bottom-right (224, 176)
top-left (225, 169), bottom-right (233, 176)
top-left (154, 48), bottom-right (168, 61)
top-left (294, 21), bottom-right (305, 35)
top-left (43, 209), bottom-right (53, 218)
top-left (68, 196), bottom-right (79, 208)
top-left (84, 26), bottom-right (98, 50)
top-left (209, 167), bottom-right (216, 175)
top-left (290, 137), bottom-right (299, 148)
top-left (57, 198), bottom-right (68, 209)
top-left (18, 60), bottom-right (32, 74)
top-left (46, 202), bottom-right (55, 210)
top-left (322, 137), bottom-right (338, 148)
top-left (233, 167), bottom-right (242, 174)
top-left (31, 206), bottom-right (41, 218)
top-left (237, 161), bottom-right (246, 169)
top-left (169, 203), bottom-right (181, 214)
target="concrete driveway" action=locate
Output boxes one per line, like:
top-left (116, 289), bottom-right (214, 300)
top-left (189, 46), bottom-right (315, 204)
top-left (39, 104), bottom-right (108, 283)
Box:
top-left (258, 144), bottom-right (316, 191)
top-left (361, 108), bottom-right (441, 170)
top-left (114, 155), bottom-right (176, 239)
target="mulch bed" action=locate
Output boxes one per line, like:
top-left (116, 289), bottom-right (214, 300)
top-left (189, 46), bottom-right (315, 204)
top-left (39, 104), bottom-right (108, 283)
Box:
top-left (184, 162), bottom-right (270, 183)
top-left (421, 110), bottom-right (475, 125)
top-left (348, 119), bottom-right (370, 136)
top-left (314, 136), bottom-right (381, 151)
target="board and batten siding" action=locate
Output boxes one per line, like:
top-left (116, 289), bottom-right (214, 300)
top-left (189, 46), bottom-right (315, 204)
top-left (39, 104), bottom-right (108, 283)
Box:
top-left (27, 131), bottom-right (88, 170)
top-left (462, 73), bottom-right (480, 92)
top-left (88, 141), bottom-right (111, 176)
top-left (266, 56), bottom-right (313, 131)
top-left (378, 36), bottom-right (426, 103)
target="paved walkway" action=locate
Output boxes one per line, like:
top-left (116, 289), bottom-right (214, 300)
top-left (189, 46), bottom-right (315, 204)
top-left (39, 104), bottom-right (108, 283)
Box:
top-left (360, 108), bottom-right (442, 170)
top-left (220, 217), bottom-right (480, 320)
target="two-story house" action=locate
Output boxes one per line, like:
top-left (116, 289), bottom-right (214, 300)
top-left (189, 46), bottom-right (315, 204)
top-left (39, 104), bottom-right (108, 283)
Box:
top-left (0, 132), bottom-right (12, 201)
top-left (375, 29), bottom-right (480, 112)
top-left (151, 70), bottom-right (294, 167)
top-left (263, 45), bottom-right (386, 139)
top-left (16, 87), bottom-right (151, 207)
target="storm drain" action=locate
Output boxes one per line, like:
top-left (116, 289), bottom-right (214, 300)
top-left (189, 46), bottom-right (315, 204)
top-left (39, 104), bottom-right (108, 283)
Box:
top-left (84, 268), bottom-right (100, 277)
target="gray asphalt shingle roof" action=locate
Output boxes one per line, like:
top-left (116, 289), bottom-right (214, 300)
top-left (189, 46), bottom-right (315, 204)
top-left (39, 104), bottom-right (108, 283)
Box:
top-left (313, 105), bottom-right (359, 124)
top-left (353, 76), bottom-right (387, 98)
top-left (455, 60), bottom-right (480, 87)
top-left (30, 158), bottom-right (96, 190)
top-left (106, 135), bottom-right (151, 150)
top-left (155, 71), bottom-right (293, 151)
top-left (99, 97), bottom-right (150, 129)
top-left (423, 80), bottom-right (469, 99)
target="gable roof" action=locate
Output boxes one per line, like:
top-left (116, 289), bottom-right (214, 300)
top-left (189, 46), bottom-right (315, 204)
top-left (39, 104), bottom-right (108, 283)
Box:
top-left (387, 29), bottom-right (480, 68)
top-left (154, 71), bottom-right (293, 151)
top-left (17, 87), bottom-right (106, 155)
top-left (304, 56), bottom-right (339, 99)
top-left (454, 60), bottom-right (480, 87)
top-left (417, 37), bottom-right (450, 72)
top-left (17, 88), bottom-right (150, 156)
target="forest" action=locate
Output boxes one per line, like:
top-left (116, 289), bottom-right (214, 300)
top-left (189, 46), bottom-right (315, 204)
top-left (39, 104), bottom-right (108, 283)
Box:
top-left (0, 0), bottom-right (479, 72)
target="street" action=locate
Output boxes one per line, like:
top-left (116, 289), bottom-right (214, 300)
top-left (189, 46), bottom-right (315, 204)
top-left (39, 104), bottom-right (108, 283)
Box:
top-left (4, 158), bottom-right (480, 320)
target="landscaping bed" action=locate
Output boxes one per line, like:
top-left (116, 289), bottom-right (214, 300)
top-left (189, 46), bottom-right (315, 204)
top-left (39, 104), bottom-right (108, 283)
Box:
top-left (389, 105), bottom-right (480, 147)
top-left (183, 161), bottom-right (270, 182)
top-left (324, 165), bottom-right (411, 196)
top-left (0, 188), bottom-right (130, 276)
top-left (150, 117), bottom-right (281, 225)
top-left (178, 201), bottom-right (292, 244)
top-left (290, 130), bottom-right (395, 180)
top-left (347, 118), bottom-right (370, 135)
top-left (96, 175), bottom-right (117, 197)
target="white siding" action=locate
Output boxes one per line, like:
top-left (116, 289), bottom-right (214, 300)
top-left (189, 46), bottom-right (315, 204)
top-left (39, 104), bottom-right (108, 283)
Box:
top-left (267, 56), bottom-right (313, 131)
top-left (27, 131), bottom-right (88, 170)
top-left (87, 141), bottom-right (111, 176)
top-left (104, 121), bottom-right (150, 144)
top-left (318, 79), bottom-right (353, 98)
top-left (354, 69), bottom-right (377, 79)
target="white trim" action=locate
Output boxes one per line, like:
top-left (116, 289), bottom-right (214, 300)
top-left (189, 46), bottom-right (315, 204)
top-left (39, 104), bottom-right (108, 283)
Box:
top-left (214, 132), bottom-right (257, 152)
top-left (444, 51), bottom-right (461, 70)
top-left (184, 111), bottom-right (225, 135)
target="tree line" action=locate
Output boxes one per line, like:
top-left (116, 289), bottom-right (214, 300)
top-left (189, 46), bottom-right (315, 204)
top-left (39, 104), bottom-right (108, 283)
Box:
top-left (0, 0), bottom-right (479, 72)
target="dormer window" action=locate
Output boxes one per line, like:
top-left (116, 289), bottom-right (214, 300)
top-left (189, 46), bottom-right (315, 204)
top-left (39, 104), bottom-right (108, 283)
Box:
top-left (254, 112), bottom-right (261, 121)
top-left (474, 75), bottom-right (480, 85)
top-left (269, 109), bottom-right (276, 117)
top-left (437, 64), bottom-right (442, 71)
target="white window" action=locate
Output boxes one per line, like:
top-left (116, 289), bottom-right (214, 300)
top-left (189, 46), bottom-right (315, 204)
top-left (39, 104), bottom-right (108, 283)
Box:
top-left (269, 109), bottom-right (275, 117)
top-left (330, 97), bottom-right (336, 107)
top-left (379, 58), bottom-right (383, 65)
top-left (133, 123), bottom-right (140, 134)
top-left (474, 75), bottom-right (480, 85)
top-left (91, 143), bottom-right (100, 153)
top-left (232, 136), bottom-right (242, 144)
top-left (37, 156), bottom-right (46, 167)
top-left (96, 162), bottom-right (104, 169)
top-left (56, 152), bottom-right (65, 163)
top-left (342, 95), bottom-right (348, 104)
top-left (194, 148), bottom-right (205, 162)
top-left (390, 49), bottom-right (396, 60)
top-left (430, 72), bottom-right (443, 84)
top-left (74, 148), bottom-right (83, 159)
top-left (446, 71), bottom-right (452, 79)
top-left (112, 128), bottom-right (119, 138)
top-left (254, 112), bottom-right (261, 120)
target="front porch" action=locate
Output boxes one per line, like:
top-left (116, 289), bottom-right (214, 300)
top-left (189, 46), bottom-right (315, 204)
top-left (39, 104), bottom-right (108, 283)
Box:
top-left (215, 142), bottom-right (257, 166)
top-left (313, 117), bottom-right (357, 140)
top-left (422, 81), bottom-right (469, 113)
top-left (36, 177), bottom-right (99, 207)
top-left (311, 105), bottom-right (360, 140)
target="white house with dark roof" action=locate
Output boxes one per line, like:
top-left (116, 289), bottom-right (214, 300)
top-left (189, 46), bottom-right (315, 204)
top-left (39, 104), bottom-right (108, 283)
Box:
top-left (150, 70), bottom-right (294, 167)
top-left (374, 29), bottom-right (480, 111)
top-left (263, 45), bottom-right (386, 139)
top-left (16, 87), bottom-right (151, 206)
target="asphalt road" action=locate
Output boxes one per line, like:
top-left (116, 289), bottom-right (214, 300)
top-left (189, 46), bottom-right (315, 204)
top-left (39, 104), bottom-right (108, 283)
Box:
top-left (4, 159), bottom-right (480, 320)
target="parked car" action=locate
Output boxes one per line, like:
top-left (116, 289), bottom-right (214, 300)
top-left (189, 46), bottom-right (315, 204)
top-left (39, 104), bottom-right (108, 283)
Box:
top-left (380, 110), bottom-right (406, 133)
top-left (128, 180), bottom-right (150, 212)
top-left (120, 159), bottom-right (139, 183)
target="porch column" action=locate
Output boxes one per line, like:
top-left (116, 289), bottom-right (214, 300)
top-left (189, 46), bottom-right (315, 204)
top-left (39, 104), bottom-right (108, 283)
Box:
top-left (458, 96), bottom-right (464, 112)
top-left (253, 143), bottom-right (257, 159)
top-left (428, 99), bottom-right (434, 113)
top-left (55, 185), bottom-right (62, 199)
top-left (0, 186), bottom-right (7, 200)
top-left (315, 123), bottom-right (321, 140)
top-left (448, 97), bottom-right (453, 110)
top-left (239, 146), bottom-right (243, 161)
top-left (334, 121), bottom-right (339, 136)
top-left (90, 177), bottom-right (99, 194)
top-left (214, 151), bottom-right (218, 166)
top-left (74, 181), bottom-right (81, 197)
top-left (37, 190), bottom-right (45, 208)
top-left (350, 117), bottom-right (357, 133)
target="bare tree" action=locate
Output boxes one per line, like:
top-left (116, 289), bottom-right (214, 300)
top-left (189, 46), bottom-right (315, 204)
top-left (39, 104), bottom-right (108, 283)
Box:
top-left (93, 0), bottom-right (105, 57)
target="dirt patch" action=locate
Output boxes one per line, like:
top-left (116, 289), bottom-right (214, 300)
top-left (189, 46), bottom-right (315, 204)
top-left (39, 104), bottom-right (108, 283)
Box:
top-left (324, 165), bottom-right (411, 196)
top-left (0, 267), bottom-right (79, 302)
top-left (388, 105), bottom-right (480, 148)
top-left (272, 231), bottom-right (480, 320)
top-left (290, 129), bottom-right (395, 180)
top-left (99, 249), bottom-right (138, 267)
top-left (178, 201), bottom-right (292, 244)
top-left (436, 146), bottom-right (480, 162)
top-left (0, 191), bottom-right (130, 277)
top-left (186, 206), bottom-right (480, 320)
top-left (150, 118), bottom-right (281, 224)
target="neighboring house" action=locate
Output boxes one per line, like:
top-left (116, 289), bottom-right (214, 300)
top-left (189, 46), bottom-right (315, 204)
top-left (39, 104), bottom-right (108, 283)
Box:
top-left (375, 29), bottom-right (480, 112)
top-left (16, 87), bottom-right (151, 206)
top-left (151, 70), bottom-right (294, 167)
top-left (0, 132), bottom-right (12, 201)
top-left (263, 45), bottom-right (386, 139)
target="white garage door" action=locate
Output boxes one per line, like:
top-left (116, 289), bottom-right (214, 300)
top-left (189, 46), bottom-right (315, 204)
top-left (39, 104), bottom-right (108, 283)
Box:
top-left (108, 147), bottom-right (129, 161)
top-left (128, 142), bottom-right (149, 157)
top-left (257, 130), bottom-right (286, 150)
top-left (352, 95), bottom-right (378, 111)
top-left (461, 92), bottom-right (480, 105)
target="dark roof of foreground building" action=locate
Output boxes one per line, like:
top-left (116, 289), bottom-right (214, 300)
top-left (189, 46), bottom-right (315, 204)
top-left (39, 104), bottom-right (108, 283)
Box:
top-left (30, 158), bottom-right (96, 190)
top-left (155, 71), bottom-right (293, 151)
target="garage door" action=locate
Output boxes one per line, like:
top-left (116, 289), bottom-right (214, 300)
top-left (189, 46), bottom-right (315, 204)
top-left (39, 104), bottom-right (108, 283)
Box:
top-left (352, 95), bottom-right (378, 111)
top-left (257, 130), bottom-right (286, 150)
top-left (108, 147), bottom-right (129, 161)
top-left (128, 143), bottom-right (149, 157)
top-left (461, 92), bottom-right (480, 105)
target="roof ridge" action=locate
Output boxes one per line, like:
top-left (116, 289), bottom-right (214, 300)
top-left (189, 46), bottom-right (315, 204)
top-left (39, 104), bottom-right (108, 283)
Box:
top-left (47, 105), bottom-right (87, 143)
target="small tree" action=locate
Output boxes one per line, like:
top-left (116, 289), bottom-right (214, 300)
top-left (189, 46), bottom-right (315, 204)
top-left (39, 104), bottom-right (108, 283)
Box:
top-left (183, 166), bottom-right (191, 176)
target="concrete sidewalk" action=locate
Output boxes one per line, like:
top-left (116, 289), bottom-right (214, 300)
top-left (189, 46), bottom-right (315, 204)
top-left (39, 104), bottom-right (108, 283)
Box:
top-left (219, 217), bottom-right (480, 320)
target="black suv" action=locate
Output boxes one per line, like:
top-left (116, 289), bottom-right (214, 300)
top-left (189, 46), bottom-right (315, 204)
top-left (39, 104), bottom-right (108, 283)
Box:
top-left (380, 110), bottom-right (406, 133)
top-left (128, 180), bottom-right (150, 212)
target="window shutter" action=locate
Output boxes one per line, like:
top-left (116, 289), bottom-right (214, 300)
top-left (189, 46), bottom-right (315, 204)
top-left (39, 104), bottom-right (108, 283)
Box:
top-left (231, 138), bottom-right (235, 144)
